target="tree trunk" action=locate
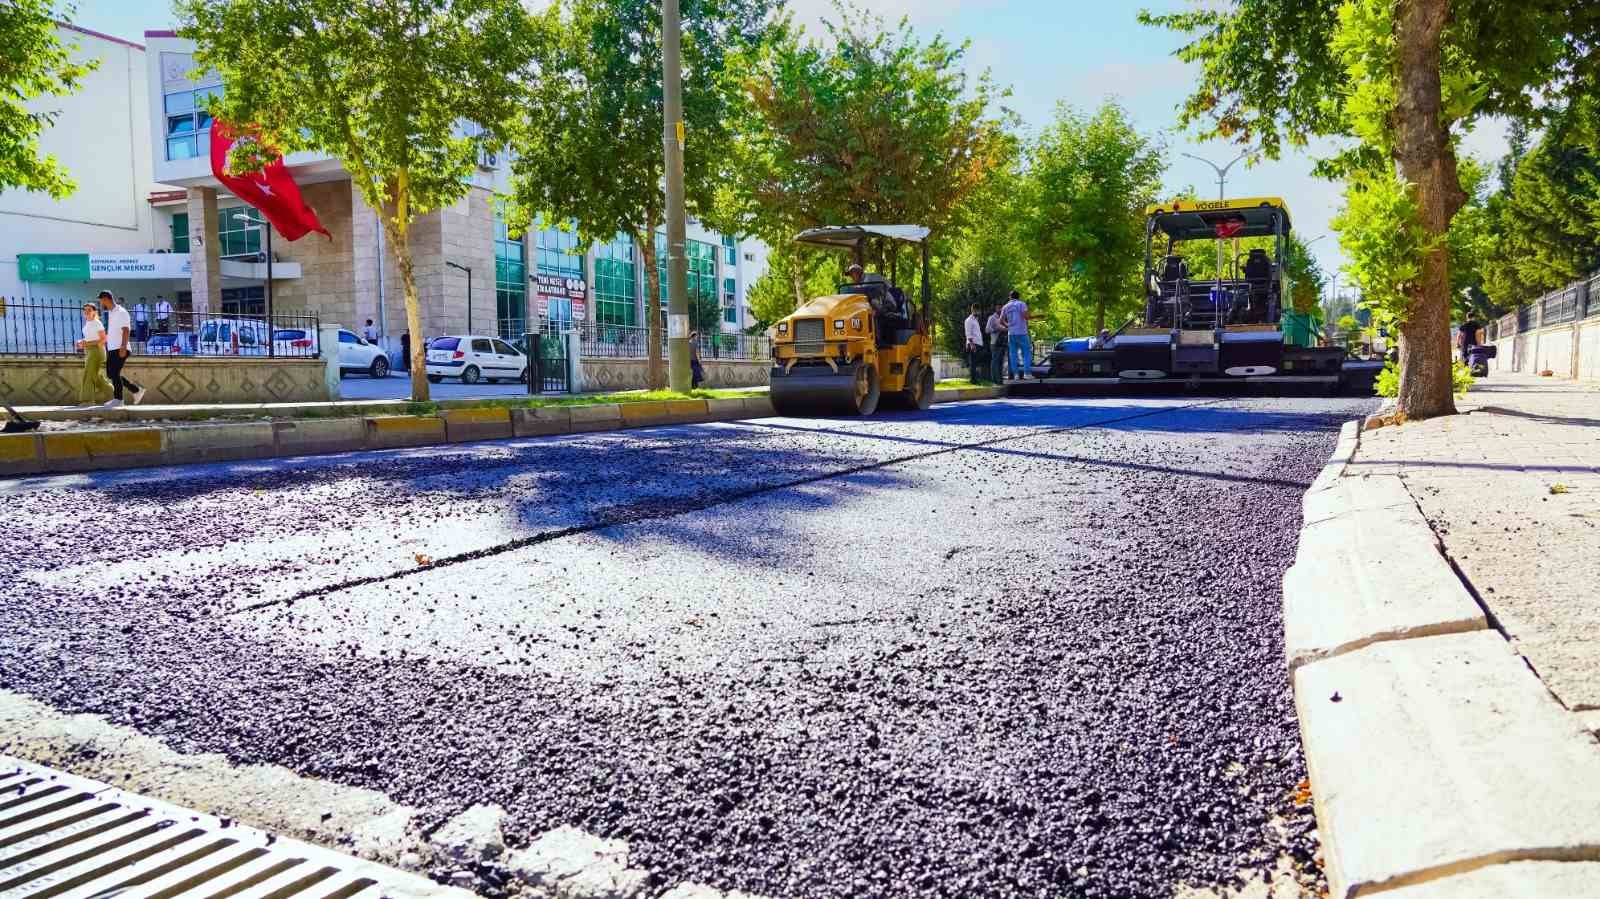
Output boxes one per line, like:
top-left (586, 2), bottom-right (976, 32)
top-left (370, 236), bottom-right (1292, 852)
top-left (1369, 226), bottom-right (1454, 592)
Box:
top-left (635, 223), bottom-right (667, 390)
top-left (382, 171), bottom-right (430, 402)
top-left (1392, 0), bottom-right (1467, 420)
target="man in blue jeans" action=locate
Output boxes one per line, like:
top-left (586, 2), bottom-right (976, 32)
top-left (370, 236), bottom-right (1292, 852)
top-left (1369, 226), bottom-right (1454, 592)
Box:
top-left (1001, 290), bottom-right (1032, 380)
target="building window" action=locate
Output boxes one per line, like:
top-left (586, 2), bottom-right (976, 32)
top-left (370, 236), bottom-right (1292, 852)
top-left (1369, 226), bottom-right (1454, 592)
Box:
top-left (655, 235), bottom-right (718, 309)
top-left (722, 276), bottom-right (737, 325)
top-left (593, 235), bottom-right (637, 327)
top-left (495, 218), bottom-right (527, 338)
top-left (721, 234), bottom-right (737, 266)
top-left (534, 225), bottom-right (584, 279)
top-left (171, 212), bottom-right (189, 253)
top-left (216, 206), bottom-right (263, 257)
top-left (164, 86), bottom-right (219, 161)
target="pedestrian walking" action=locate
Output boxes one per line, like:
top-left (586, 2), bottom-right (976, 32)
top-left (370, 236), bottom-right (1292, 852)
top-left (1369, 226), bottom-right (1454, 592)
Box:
top-left (1001, 290), bottom-right (1033, 381)
top-left (986, 303), bottom-right (1008, 383)
top-left (98, 290), bottom-right (146, 406)
top-left (154, 295), bottom-right (173, 333)
top-left (963, 304), bottom-right (985, 383)
top-left (132, 298), bottom-right (150, 343)
top-left (75, 303), bottom-right (114, 405)
top-left (400, 331), bottom-right (411, 371)
top-left (363, 319), bottom-right (378, 343)
top-left (689, 331), bottom-right (706, 389)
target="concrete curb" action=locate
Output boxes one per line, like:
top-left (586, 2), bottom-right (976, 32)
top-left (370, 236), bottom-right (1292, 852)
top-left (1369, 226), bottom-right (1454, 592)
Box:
top-left (0, 388), bottom-right (1001, 479)
top-left (1285, 421), bottom-right (1600, 898)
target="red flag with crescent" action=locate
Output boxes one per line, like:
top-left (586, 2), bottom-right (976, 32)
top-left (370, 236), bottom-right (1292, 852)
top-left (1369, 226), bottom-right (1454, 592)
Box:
top-left (209, 122), bottom-right (330, 241)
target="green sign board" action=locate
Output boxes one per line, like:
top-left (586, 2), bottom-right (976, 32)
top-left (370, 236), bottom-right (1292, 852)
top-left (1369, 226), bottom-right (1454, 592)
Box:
top-left (17, 253), bottom-right (91, 283)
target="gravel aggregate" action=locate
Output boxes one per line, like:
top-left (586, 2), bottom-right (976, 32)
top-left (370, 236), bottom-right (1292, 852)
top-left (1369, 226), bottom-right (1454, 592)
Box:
top-left (1, 395), bottom-right (1372, 898)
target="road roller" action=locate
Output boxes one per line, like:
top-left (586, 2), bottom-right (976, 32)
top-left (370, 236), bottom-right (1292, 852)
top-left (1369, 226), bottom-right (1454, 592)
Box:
top-left (769, 225), bottom-right (936, 416)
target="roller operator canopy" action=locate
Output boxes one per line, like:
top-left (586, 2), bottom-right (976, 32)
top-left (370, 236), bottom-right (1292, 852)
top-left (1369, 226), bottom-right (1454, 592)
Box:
top-left (794, 225), bottom-right (931, 249)
top-left (1144, 197), bottom-right (1292, 241)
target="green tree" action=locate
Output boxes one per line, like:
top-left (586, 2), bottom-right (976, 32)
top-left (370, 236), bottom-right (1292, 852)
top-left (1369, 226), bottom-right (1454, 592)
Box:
top-left (937, 248), bottom-right (1019, 358)
top-left (179, 0), bottom-right (542, 401)
top-left (718, 4), bottom-right (1013, 251)
top-left (0, 1), bottom-right (97, 197)
top-left (508, 0), bottom-right (773, 390)
top-left (1017, 101), bottom-right (1165, 333)
top-left (1141, 0), bottom-right (1600, 420)
top-left (744, 246), bottom-right (838, 328)
top-left (1478, 113), bottom-right (1600, 305)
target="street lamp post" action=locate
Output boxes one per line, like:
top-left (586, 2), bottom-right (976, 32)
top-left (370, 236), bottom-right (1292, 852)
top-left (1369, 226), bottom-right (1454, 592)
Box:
top-left (662, 0), bottom-right (691, 392)
top-left (233, 212), bottom-right (273, 357)
top-left (1180, 147), bottom-right (1256, 292)
top-left (446, 261), bottom-right (473, 334)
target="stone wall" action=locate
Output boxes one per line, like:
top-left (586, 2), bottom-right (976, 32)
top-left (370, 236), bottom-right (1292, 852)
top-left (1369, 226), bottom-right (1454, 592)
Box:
top-left (0, 356), bottom-right (330, 405)
top-left (1488, 317), bottom-right (1600, 383)
top-left (272, 180), bottom-right (356, 325)
top-left (575, 358), bottom-right (769, 393)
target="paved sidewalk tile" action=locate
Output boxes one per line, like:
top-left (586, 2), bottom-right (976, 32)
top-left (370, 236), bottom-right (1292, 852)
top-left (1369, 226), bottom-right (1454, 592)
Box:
top-left (1350, 374), bottom-right (1600, 712)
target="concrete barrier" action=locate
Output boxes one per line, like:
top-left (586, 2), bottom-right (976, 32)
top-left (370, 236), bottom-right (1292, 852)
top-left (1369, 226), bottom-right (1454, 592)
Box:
top-left (41, 429), bottom-right (166, 472)
top-left (618, 401), bottom-right (670, 427)
top-left (740, 397), bottom-right (775, 418)
top-left (167, 422), bottom-right (276, 465)
top-left (664, 399), bottom-right (709, 422)
top-left (511, 407), bottom-right (573, 437)
top-left (442, 408), bottom-right (513, 443)
top-left (273, 418), bottom-right (366, 457)
top-left (0, 434), bottom-right (43, 476)
top-left (364, 415), bottom-right (445, 449)
top-left (704, 398), bottom-right (747, 420)
top-left (569, 404), bottom-right (624, 433)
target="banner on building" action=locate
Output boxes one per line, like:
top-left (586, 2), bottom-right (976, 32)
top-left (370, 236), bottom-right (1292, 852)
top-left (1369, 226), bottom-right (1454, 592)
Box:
top-left (19, 253), bottom-right (193, 282)
top-left (534, 273), bottom-right (588, 321)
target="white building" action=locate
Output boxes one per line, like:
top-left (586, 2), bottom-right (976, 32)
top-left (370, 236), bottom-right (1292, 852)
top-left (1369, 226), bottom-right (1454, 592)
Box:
top-left (0, 24), bottom-right (168, 309)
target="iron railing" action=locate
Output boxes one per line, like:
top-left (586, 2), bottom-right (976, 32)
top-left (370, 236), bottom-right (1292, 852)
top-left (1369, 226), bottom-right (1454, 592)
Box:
top-left (1541, 285), bottom-right (1579, 325)
top-left (1589, 273), bottom-right (1600, 318)
top-left (0, 299), bottom-right (320, 358)
top-left (509, 319), bottom-right (770, 361)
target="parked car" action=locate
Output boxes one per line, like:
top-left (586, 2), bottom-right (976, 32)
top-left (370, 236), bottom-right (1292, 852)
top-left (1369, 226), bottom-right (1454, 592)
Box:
top-left (197, 318), bottom-right (271, 356)
top-left (271, 328), bottom-right (389, 377)
top-left (425, 335), bottom-right (527, 384)
top-left (145, 332), bottom-right (199, 356)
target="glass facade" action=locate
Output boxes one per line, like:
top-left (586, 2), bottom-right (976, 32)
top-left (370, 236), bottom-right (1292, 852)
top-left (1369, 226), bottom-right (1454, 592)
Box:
top-left (721, 234), bottom-right (737, 266)
top-left (593, 235), bottom-right (637, 327)
top-left (723, 277), bottom-right (738, 325)
top-left (534, 224), bottom-right (584, 325)
top-left (495, 219), bottom-right (528, 338)
top-left (164, 86), bottom-right (219, 161)
top-left (217, 206), bottom-right (264, 257)
top-left (655, 235), bottom-right (719, 309)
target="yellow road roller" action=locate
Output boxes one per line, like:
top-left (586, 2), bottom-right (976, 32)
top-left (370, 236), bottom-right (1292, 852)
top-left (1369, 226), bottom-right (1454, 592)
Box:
top-left (769, 225), bottom-right (936, 416)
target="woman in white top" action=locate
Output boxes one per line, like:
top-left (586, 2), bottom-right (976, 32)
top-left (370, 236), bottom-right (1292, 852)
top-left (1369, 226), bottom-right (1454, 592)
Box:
top-left (75, 303), bottom-right (114, 405)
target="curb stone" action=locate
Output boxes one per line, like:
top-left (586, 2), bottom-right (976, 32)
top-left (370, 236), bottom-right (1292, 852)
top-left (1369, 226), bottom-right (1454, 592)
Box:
top-left (1295, 631), bottom-right (1600, 898)
top-left (1287, 419), bottom-right (1600, 899)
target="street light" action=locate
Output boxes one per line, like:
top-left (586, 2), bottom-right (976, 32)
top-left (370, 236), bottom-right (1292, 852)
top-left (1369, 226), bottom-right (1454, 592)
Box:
top-left (445, 261), bottom-right (473, 334)
top-left (1180, 146), bottom-right (1257, 201)
top-left (233, 211), bottom-right (274, 357)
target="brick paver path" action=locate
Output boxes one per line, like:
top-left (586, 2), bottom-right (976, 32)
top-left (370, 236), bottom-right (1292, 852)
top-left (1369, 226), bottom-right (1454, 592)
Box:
top-left (1348, 373), bottom-right (1600, 732)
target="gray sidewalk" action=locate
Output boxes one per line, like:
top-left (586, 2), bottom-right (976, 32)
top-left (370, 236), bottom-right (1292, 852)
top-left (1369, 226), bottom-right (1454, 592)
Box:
top-left (1350, 372), bottom-right (1600, 727)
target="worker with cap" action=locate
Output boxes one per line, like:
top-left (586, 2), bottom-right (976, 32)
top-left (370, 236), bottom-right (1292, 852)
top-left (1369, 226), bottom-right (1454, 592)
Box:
top-left (845, 263), bottom-right (865, 284)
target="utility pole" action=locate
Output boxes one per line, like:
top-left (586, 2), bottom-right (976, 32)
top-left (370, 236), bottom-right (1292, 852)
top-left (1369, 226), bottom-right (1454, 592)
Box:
top-left (234, 212), bottom-right (274, 357)
top-left (446, 261), bottom-right (473, 334)
top-left (662, 0), bottom-right (691, 392)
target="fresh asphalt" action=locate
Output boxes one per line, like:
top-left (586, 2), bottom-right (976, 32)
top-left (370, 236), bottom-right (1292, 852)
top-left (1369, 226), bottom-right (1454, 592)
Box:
top-left (1, 394), bottom-right (1374, 898)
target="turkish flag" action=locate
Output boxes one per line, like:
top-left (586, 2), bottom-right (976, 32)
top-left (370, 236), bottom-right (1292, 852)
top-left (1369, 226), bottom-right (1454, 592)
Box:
top-left (209, 122), bottom-right (330, 241)
top-left (1213, 219), bottom-right (1245, 239)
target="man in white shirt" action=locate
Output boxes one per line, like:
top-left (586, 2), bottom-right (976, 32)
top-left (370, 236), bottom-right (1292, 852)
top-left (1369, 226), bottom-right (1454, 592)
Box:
top-left (97, 291), bottom-right (146, 406)
top-left (154, 296), bottom-right (173, 333)
top-left (985, 304), bottom-right (1007, 382)
top-left (363, 319), bottom-right (378, 342)
top-left (1001, 290), bottom-right (1032, 381)
top-left (963, 304), bottom-right (984, 383)
top-left (132, 298), bottom-right (149, 343)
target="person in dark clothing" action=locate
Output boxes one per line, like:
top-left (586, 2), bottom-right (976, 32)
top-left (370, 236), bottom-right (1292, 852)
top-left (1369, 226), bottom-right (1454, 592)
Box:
top-left (689, 331), bottom-right (705, 388)
top-left (400, 331), bottom-right (411, 371)
top-left (1456, 320), bottom-right (1483, 364)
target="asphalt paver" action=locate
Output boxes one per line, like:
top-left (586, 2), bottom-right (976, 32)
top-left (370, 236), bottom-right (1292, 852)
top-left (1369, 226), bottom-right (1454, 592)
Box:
top-left (1, 395), bottom-right (1373, 898)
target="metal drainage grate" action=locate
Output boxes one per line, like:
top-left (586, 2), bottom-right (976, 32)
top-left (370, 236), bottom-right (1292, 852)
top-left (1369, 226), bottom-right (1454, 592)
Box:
top-left (0, 756), bottom-right (459, 899)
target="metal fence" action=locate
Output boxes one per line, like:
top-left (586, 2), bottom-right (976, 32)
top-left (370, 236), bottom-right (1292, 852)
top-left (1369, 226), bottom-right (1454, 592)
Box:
top-left (0, 299), bottom-right (320, 358)
top-left (509, 319), bottom-right (769, 362)
top-left (1541, 284), bottom-right (1579, 326)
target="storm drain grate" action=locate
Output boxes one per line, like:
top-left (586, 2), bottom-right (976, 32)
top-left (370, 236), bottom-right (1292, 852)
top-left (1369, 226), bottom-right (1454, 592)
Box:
top-left (0, 757), bottom-right (460, 899)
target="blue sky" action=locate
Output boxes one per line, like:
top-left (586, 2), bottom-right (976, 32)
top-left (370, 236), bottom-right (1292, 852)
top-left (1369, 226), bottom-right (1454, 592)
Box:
top-left (71, 0), bottom-right (1509, 285)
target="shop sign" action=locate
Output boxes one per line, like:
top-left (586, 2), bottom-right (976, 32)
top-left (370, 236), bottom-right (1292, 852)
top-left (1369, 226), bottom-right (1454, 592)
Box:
top-left (534, 272), bottom-right (588, 321)
top-left (88, 253), bottom-right (192, 280)
top-left (17, 253), bottom-right (91, 282)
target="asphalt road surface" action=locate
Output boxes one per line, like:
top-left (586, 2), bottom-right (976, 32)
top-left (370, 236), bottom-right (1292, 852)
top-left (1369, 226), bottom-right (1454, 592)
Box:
top-left (1, 394), bottom-right (1373, 898)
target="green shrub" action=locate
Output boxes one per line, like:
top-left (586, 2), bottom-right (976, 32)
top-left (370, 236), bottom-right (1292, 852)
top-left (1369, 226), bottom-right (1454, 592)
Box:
top-left (1374, 358), bottom-right (1474, 398)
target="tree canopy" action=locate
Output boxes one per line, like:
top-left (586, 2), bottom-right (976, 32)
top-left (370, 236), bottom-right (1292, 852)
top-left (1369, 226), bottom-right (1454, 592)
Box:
top-left (508, 0), bottom-right (774, 388)
top-left (179, 0), bottom-right (543, 400)
top-left (0, 1), bottom-right (97, 198)
top-left (717, 5), bottom-right (1014, 248)
top-left (1017, 101), bottom-right (1165, 333)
